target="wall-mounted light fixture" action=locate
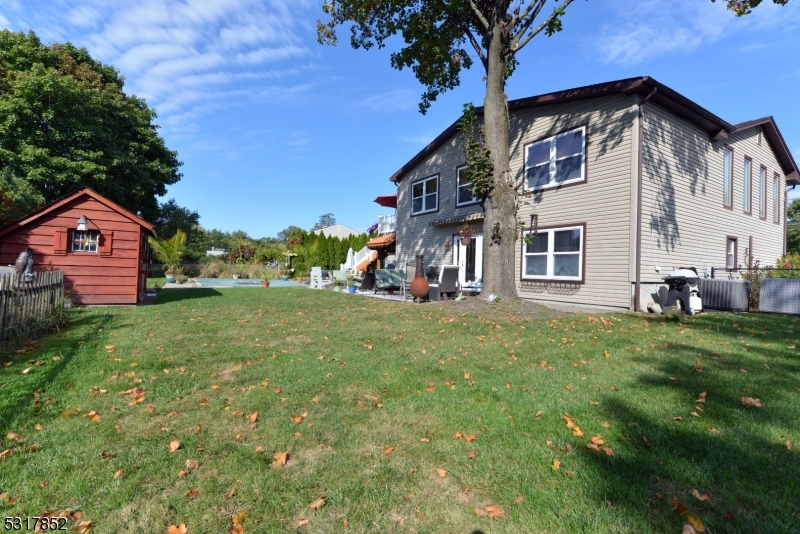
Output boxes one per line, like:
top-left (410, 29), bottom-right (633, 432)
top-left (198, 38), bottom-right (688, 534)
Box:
top-left (77, 216), bottom-right (88, 231)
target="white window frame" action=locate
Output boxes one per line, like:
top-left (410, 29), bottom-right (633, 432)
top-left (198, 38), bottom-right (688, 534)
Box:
top-left (455, 166), bottom-right (479, 207)
top-left (773, 173), bottom-right (780, 223)
top-left (759, 166), bottom-right (766, 218)
top-left (524, 126), bottom-right (586, 192)
top-left (72, 230), bottom-right (99, 253)
top-left (522, 225), bottom-right (584, 282)
top-left (410, 175), bottom-right (439, 215)
top-left (743, 158), bottom-right (751, 214)
top-left (726, 237), bottom-right (737, 270)
top-left (723, 148), bottom-right (732, 208)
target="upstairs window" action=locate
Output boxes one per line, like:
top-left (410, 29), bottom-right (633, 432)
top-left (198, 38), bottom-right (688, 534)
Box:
top-left (456, 166), bottom-right (478, 207)
top-left (411, 175), bottom-right (438, 215)
top-left (525, 126), bottom-right (586, 191)
top-left (759, 166), bottom-right (767, 218)
top-left (723, 148), bottom-right (732, 208)
top-left (72, 230), bottom-right (98, 253)
top-left (743, 158), bottom-right (751, 214)
top-left (773, 174), bottom-right (780, 223)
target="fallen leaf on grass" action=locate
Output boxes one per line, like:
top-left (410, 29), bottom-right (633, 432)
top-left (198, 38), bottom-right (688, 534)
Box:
top-left (249, 412), bottom-right (258, 423)
top-left (73, 520), bottom-right (93, 532)
top-left (590, 434), bottom-right (604, 446)
top-left (169, 440), bottom-right (181, 453)
top-left (185, 488), bottom-right (199, 499)
top-left (273, 452), bottom-right (288, 466)
top-left (741, 397), bottom-right (761, 408)
top-left (552, 458), bottom-right (560, 471)
top-left (484, 504), bottom-right (505, 519)
top-left (691, 489), bottom-right (711, 503)
top-left (464, 434), bottom-right (477, 443)
top-left (167, 525), bottom-right (188, 534)
top-left (534, 410), bottom-right (542, 420)
top-left (255, 446), bottom-right (265, 453)
top-left (601, 421), bottom-right (611, 428)
top-left (673, 416), bottom-right (683, 421)
top-left (382, 446), bottom-right (394, 456)
top-left (0, 449), bottom-right (12, 459)
top-left (696, 391), bottom-right (707, 403)
top-left (227, 525), bottom-right (243, 534)
top-left (290, 414), bottom-right (304, 424)
top-left (85, 410), bottom-right (101, 422)
top-left (435, 468), bottom-right (448, 478)
top-left (296, 518), bottom-right (310, 527)
top-left (309, 497), bottom-right (325, 510)
top-left (426, 383), bottom-right (436, 392)
top-left (514, 494), bottom-right (524, 504)
top-left (226, 488), bottom-right (237, 499)
top-left (685, 514), bottom-right (706, 532)
top-left (786, 440), bottom-right (791, 450)
top-left (672, 498), bottom-right (688, 516)
top-left (467, 450), bottom-right (476, 460)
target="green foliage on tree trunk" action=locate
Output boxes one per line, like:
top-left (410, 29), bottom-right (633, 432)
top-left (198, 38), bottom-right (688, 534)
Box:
top-left (457, 103), bottom-right (494, 203)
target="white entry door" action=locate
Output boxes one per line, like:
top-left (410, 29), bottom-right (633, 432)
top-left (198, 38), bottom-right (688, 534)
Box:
top-left (452, 234), bottom-right (483, 288)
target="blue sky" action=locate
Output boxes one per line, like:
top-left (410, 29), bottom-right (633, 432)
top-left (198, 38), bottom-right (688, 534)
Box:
top-left (2, 0), bottom-right (799, 238)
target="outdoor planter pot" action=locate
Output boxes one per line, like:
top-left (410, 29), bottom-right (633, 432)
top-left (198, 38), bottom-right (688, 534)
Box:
top-left (347, 285), bottom-right (357, 293)
top-left (460, 237), bottom-right (472, 246)
top-left (261, 280), bottom-right (269, 288)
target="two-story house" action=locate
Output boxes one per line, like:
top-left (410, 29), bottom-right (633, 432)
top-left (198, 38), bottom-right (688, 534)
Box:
top-left (389, 76), bottom-right (800, 311)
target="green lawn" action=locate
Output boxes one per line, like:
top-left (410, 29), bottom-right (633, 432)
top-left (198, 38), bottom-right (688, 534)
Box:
top-left (147, 277), bottom-right (166, 288)
top-left (1, 288), bottom-right (798, 533)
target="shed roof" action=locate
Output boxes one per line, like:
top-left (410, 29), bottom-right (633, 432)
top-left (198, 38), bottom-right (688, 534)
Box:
top-left (0, 187), bottom-right (157, 238)
top-left (388, 76), bottom-right (799, 185)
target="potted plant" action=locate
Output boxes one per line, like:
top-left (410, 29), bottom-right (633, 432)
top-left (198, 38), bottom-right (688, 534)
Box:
top-left (424, 264), bottom-right (439, 283)
top-left (457, 222), bottom-right (476, 246)
top-left (260, 272), bottom-right (271, 287)
top-left (346, 273), bottom-right (357, 293)
top-left (148, 230), bottom-right (187, 284)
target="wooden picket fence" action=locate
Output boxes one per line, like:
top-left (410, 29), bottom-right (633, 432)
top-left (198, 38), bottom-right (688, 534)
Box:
top-left (0, 270), bottom-right (65, 352)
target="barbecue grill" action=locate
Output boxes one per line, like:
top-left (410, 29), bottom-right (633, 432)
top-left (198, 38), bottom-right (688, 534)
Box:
top-left (662, 267), bottom-right (703, 315)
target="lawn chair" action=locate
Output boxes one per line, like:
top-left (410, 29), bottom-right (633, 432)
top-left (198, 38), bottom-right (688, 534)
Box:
top-left (332, 270), bottom-right (348, 289)
top-left (309, 267), bottom-right (330, 289)
top-left (437, 265), bottom-right (459, 300)
top-left (403, 263), bottom-right (416, 300)
top-left (374, 269), bottom-right (404, 294)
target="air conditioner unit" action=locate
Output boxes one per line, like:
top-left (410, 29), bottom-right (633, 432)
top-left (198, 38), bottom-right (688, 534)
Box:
top-left (759, 278), bottom-right (800, 314)
top-left (698, 278), bottom-right (750, 312)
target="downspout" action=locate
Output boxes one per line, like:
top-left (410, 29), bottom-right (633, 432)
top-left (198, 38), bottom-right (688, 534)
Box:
top-left (634, 86), bottom-right (658, 312)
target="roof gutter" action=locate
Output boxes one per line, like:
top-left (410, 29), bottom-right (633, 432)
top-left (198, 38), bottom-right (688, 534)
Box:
top-left (634, 86), bottom-right (658, 313)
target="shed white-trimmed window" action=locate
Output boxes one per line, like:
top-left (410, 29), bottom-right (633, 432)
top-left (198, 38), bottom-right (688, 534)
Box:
top-left (524, 126), bottom-right (586, 191)
top-left (72, 230), bottom-right (98, 253)
top-left (411, 175), bottom-right (438, 215)
top-left (522, 225), bottom-right (583, 281)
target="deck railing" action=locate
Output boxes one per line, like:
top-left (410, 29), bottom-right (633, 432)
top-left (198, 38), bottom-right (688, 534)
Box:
top-left (0, 270), bottom-right (65, 352)
top-left (378, 214), bottom-right (396, 235)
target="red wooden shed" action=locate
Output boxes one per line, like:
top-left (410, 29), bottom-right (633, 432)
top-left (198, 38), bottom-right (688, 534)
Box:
top-left (0, 187), bottom-right (156, 305)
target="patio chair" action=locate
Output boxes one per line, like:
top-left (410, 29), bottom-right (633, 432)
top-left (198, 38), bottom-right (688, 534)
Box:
top-left (404, 263), bottom-right (416, 300)
top-left (332, 270), bottom-right (348, 289)
top-left (309, 267), bottom-right (330, 289)
top-left (437, 265), bottom-right (459, 300)
top-left (374, 269), bottom-right (405, 294)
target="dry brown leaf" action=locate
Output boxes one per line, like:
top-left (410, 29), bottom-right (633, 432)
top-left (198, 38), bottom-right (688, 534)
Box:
top-left (464, 434), bottom-right (477, 443)
top-left (691, 489), bottom-right (711, 503)
top-left (255, 446), bottom-right (265, 453)
top-left (603, 446), bottom-right (614, 456)
top-left (249, 412), bottom-right (258, 423)
top-left (601, 421), bottom-right (611, 428)
top-left (590, 434), bottom-right (604, 446)
top-left (426, 383), bottom-right (436, 392)
top-left (682, 524), bottom-right (697, 534)
top-left (572, 426), bottom-right (584, 438)
top-left (226, 488), bottom-right (237, 499)
top-left (114, 469), bottom-right (124, 479)
top-left (6, 432), bottom-right (21, 440)
top-left (467, 450), bottom-right (476, 460)
top-left (673, 416), bottom-right (683, 421)
top-left (73, 520), bottom-right (93, 533)
top-left (167, 525), bottom-right (188, 534)
top-left (273, 451), bottom-right (288, 466)
top-left (296, 518), bottom-right (310, 527)
top-left (185, 488), bottom-right (199, 499)
top-left (673, 498), bottom-right (688, 516)
top-left (552, 458), bottom-right (561, 471)
top-left (382, 446), bottom-right (394, 456)
top-left (685, 514), bottom-right (706, 532)
top-left (169, 440), bottom-right (181, 452)
top-left (309, 497), bottom-right (325, 510)
top-left (740, 397), bottom-right (762, 408)
top-left (485, 504), bottom-right (505, 520)
top-left (514, 494), bottom-right (524, 504)
top-left (534, 410), bottom-right (542, 420)
top-left (185, 459), bottom-right (199, 471)
top-left (0, 449), bottom-right (13, 460)
top-left (227, 525), bottom-right (243, 534)
top-left (290, 414), bottom-right (304, 424)
top-left (696, 391), bottom-right (707, 403)
top-left (435, 468), bottom-right (448, 478)
top-left (786, 440), bottom-right (792, 450)
top-left (232, 510), bottom-right (247, 525)
top-left (585, 442), bottom-right (600, 452)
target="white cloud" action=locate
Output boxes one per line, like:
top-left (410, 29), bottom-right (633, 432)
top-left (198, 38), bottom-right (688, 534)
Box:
top-left (399, 133), bottom-right (435, 145)
top-left (592, 0), bottom-right (800, 66)
top-left (360, 88), bottom-right (418, 112)
top-left (6, 0), bottom-right (319, 139)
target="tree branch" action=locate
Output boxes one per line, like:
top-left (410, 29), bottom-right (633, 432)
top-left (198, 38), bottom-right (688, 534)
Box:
top-left (509, 0), bottom-right (547, 49)
top-left (466, 0), bottom-right (491, 31)
top-left (512, 0), bottom-right (575, 52)
top-left (464, 25), bottom-right (488, 69)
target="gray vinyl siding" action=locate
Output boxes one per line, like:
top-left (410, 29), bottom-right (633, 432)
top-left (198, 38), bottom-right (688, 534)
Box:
top-left (640, 103), bottom-right (786, 285)
top-left (395, 135), bottom-right (483, 272)
top-left (512, 94), bottom-right (637, 309)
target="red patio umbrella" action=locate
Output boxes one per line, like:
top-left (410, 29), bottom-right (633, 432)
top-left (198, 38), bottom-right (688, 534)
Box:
top-left (373, 194), bottom-right (397, 208)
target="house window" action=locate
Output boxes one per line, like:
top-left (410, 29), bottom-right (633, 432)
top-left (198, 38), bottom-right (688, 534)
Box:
top-left (723, 148), bottom-right (732, 208)
top-left (743, 158), bottom-right (751, 214)
top-left (726, 237), bottom-right (737, 270)
top-left (72, 230), bottom-right (99, 253)
top-left (456, 166), bottom-right (478, 206)
top-left (522, 225), bottom-right (583, 281)
top-left (525, 126), bottom-right (586, 191)
top-left (411, 175), bottom-right (438, 215)
top-left (773, 174), bottom-right (780, 223)
top-left (759, 166), bottom-right (767, 218)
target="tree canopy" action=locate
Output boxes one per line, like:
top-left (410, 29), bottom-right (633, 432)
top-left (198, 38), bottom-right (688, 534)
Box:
top-left (0, 30), bottom-right (182, 226)
top-left (714, 0), bottom-right (793, 15)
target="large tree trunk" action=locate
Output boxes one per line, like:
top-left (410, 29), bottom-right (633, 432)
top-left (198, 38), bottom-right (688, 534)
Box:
top-left (481, 14), bottom-right (517, 298)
